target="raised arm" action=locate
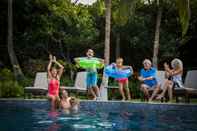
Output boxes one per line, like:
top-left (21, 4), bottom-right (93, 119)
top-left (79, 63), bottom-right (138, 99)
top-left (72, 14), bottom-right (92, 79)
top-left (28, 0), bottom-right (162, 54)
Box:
top-left (74, 57), bottom-right (80, 62)
top-left (74, 57), bottom-right (81, 68)
top-left (53, 56), bottom-right (64, 79)
top-left (47, 54), bottom-right (53, 79)
top-left (171, 68), bottom-right (183, 76)
top-left (98, 58), bottom-right (104, 63)
top-left (123, 65), bottom-right (133, 71)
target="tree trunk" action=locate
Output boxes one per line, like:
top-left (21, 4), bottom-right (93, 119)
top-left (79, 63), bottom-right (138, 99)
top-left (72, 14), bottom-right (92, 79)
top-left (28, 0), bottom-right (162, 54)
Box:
top-left (152, 0), bottom-right (162, 68)
top-left (100, 0), bottom-right (111, 101)
top-left (104, 0), bottom-right (111, 65)
top-left (115, 33), bottom-right (120, 58)
top-left (8, 0), bottom-right (24, 80)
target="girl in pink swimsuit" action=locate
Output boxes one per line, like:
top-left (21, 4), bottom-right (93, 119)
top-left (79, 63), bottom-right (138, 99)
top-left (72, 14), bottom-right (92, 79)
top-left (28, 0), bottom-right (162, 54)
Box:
top-left (47, 54), bottom-right (64, 111)
top-left (115, 57), bottom-right (133, 101)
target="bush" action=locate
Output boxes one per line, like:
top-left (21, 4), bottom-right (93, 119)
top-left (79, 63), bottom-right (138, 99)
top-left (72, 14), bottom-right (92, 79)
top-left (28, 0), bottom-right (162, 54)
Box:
top-left (0, 80), bottom-right (24, 98)
top-left (19, 77), bottom-right (34, 87)
top-left (0, 68), bottom-right (14, 81)
top-left (0, 68), bottom-right (24, 98)
top-left (60, 76), bottom-right (74, 86)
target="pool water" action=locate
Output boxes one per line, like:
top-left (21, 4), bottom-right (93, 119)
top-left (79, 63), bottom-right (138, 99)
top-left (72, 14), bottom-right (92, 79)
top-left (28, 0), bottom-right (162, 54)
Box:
top-left (0, 100), bottom-right (197, 131)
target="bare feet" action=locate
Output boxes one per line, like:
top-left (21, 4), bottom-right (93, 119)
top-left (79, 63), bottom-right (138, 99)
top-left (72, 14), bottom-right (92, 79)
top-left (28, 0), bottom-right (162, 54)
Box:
top-left (121, 98), bottom-right (125, 101)
top-left (156, 95), bottom-right (163, 100)
top-left (127, 97), bottom-right (131, 101)
top-left (149, 98), bottom-right (153, 102)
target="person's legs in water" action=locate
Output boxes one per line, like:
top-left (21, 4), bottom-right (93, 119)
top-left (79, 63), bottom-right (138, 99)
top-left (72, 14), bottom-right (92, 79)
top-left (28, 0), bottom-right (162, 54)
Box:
top-left (124, 80), bottom-right (131, 100)
top-left (140, 84), bottom-right (150, 101)
top-left (118, 82), bottom-right (126, 101)
top-left (48, 95), bottom-right (56, 111)
top-left (149, 84), bottom-right (161, 101)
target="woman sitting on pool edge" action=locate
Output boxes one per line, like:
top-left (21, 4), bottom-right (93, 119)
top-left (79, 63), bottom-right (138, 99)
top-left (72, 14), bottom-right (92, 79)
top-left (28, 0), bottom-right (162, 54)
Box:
top-left (47, 54), bottom-right (64, 111)
top-left (60, 89), bottom-right (79, 113)
top-left (156, 58), bottom-right (184, 101)
top-left (138, 59), bottom-right (161, 102)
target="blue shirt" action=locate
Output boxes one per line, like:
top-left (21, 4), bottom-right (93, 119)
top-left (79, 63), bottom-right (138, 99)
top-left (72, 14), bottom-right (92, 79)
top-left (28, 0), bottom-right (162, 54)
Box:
top-left (140, 67), bottom-right (157, 87)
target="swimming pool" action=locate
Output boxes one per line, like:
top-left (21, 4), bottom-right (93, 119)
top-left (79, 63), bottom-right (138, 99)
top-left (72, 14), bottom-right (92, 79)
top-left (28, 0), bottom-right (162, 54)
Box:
top-left (0, 99), bottom-right (197, 131)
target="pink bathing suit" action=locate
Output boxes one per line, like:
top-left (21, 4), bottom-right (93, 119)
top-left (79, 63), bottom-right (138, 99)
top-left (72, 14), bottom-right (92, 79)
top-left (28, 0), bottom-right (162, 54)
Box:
top-left (48, 79), bottom-right (60, 96)
top-left (116, 78), bottom-right (128, 84)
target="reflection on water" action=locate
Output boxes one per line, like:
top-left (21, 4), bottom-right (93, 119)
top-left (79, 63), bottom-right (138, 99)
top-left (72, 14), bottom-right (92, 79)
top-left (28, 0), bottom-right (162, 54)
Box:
top-left (0, 105), bottom-right (197, 131)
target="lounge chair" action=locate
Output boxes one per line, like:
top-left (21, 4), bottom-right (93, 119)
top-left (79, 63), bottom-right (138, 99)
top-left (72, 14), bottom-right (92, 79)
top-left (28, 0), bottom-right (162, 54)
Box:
top-left (60, 71), bottom-right (87, 92)
top-left (174, 70), bottom-right (197, 103)
top-left (24, 72), bottom-right (48, 96)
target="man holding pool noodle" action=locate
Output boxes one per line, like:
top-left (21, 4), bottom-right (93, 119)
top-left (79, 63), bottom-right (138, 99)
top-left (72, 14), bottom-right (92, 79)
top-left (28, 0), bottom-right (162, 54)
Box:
top-left (75, 49), bottom-right (104, 100)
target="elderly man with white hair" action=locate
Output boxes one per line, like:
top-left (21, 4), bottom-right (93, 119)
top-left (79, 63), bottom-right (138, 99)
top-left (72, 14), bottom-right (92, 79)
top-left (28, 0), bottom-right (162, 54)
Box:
top-left (138, 59), bottom-right (161, 101)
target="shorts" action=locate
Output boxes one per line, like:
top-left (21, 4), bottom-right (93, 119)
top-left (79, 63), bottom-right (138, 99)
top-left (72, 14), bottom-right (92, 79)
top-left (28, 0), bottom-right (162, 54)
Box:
top-left (86, 72), bottom-right (97, 88)
top-left (116, 78), bottom-right (128, 84)
top-left (143, 83), bottom-right (157, 89)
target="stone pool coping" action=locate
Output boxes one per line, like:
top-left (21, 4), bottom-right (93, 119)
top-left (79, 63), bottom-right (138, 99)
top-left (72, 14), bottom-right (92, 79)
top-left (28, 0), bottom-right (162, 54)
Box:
top-left (0, 98), bottom-right (197, 106)
top-left (1, 98), bottom-right (197, 112)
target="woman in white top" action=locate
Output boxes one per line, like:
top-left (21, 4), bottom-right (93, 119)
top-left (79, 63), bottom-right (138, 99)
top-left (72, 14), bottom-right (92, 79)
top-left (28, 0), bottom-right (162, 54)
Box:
top-left (157, 58), bottom-right (184, 101)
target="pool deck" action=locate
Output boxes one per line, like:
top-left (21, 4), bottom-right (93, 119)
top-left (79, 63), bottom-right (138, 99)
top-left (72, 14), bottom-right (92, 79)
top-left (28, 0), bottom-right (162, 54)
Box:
top-left (1, 98), bottom-right (197, 113)
top-left (0, 98), bottom-right (197, 106)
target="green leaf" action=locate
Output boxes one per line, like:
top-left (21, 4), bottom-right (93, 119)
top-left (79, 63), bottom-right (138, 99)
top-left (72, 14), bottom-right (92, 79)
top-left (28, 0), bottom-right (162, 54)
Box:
top-left (176, 0), bottom-right (190, 36)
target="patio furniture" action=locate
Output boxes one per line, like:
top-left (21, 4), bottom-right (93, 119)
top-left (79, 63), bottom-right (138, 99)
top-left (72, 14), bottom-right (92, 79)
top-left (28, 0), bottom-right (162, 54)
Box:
top-left (60, 71), bottom-right (87, 92)
top-left (174, 70), bottom-right (197, 103)
top-left (24, 72), bottom-right (48, 96)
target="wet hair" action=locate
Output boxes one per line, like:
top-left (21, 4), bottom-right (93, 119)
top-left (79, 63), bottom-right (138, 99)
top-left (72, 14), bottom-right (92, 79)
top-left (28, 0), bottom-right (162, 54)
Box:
top-left (171, 58), bottom-right (183, 70)
top-left (69, 97), bottom-right (79, 106)
top-left (59, 89), bottom-right (68, 99)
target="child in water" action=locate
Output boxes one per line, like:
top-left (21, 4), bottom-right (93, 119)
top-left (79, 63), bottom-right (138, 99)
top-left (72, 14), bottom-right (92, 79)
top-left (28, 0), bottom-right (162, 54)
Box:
top-left (60, 89), bottom-right (79, 113)
top-left (114, 57), bottom-right (133, 101)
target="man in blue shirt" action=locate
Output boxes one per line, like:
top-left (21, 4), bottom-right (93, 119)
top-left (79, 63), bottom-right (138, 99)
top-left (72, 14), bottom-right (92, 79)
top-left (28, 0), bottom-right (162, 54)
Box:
top-left (138, 59), bottom-right (161, 101)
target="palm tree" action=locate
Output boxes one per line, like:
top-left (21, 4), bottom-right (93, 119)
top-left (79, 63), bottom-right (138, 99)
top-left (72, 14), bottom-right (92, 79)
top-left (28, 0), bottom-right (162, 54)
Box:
top-left (100, 0), bottom-right (111, 100)
top-left (104, 0), bottom-right (111, 65)
top-left (8, 0), bottom-right (24, 80)
top-left (112, 0), bottom-right (137, 58)
top-left (152, 0), bottom-right (162, 67)
top-left (152, 0), bottom-right (190, 67)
